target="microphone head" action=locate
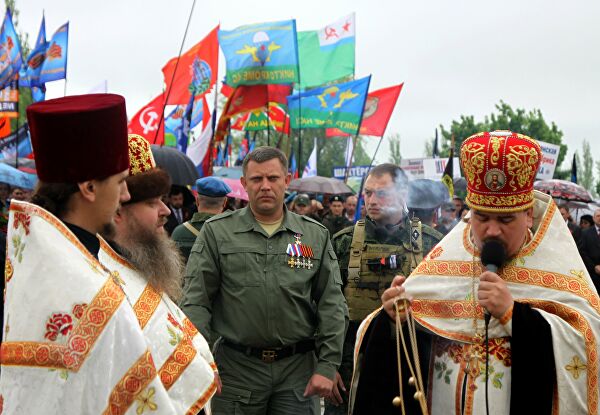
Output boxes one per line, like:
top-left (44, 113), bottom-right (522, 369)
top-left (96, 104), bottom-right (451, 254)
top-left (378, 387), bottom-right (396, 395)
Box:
top-left (481, 239), bottom-right (507, 269)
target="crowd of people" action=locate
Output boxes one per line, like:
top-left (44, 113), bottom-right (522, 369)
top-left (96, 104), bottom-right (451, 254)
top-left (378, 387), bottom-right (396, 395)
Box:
top-left (2, 93), bottom-right (600, 415)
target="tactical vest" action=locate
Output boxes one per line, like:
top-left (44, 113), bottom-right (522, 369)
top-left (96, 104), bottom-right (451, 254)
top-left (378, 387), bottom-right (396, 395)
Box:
top-left (345, 217), bottom-right (424, 321)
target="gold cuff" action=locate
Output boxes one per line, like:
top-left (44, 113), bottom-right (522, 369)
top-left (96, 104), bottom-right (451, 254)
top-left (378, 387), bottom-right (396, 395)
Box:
top-left (499, 304), bottom-right (514, 325)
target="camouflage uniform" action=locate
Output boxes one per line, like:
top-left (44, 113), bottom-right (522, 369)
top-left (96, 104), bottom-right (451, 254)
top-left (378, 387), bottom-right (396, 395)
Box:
top-left (324, 215), bottom-right (442, 415)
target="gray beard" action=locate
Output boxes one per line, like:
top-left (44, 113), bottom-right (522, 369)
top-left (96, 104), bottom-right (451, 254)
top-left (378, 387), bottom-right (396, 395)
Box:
top-left (116, 217), bottom-right (184, 301)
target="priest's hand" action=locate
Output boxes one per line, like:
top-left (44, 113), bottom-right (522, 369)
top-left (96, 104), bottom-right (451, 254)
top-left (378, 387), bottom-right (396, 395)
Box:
top-left (478, 271), bottom-right (513, 319)
top-left (382, 275), bottom-right (410, 321)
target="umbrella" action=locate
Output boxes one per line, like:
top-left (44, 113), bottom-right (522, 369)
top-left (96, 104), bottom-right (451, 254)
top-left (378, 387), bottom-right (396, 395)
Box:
top-left (213, 166), bottom-right (243, 179)
top-left (0, 162), bottom-right (38, 189)
top-left (287, 176), bottom-right (354, 195)
top-left (534, 179), bottom-right (593, 203)
top-left (221, 177), bottom-right (248, 201)
top-left (150, 145), bottom-right (199, 186)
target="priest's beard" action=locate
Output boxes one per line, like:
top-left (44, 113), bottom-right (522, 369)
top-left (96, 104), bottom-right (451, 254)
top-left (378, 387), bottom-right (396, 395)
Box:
top-left (118, 214), bottom-right (184, 301)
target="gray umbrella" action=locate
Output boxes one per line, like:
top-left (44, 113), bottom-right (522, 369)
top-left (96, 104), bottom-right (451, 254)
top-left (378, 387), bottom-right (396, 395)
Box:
top-left (150, 145), bottom-right (199, 186)
top-left (288, 176), bottom-right (354, 195)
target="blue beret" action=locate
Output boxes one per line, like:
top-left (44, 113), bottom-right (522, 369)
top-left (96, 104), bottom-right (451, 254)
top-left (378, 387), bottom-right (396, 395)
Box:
top-left (195, 177), bottom-right (232, 197)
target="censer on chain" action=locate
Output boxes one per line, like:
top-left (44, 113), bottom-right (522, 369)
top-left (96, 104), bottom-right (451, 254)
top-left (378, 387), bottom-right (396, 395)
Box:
top-left (392, 297), bottom-right (428, 415)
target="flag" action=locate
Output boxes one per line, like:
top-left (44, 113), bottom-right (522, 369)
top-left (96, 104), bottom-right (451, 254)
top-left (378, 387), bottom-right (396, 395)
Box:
top-left (215, 84), bottom-right (292, 140)
top-left (219, 19), bottom-right (299, 87)
top-left (39, 22), bottom-right (68, 83)
top-left (325, 84), bottom-right (403, 137)
top-left (127, 94), bottom-right (165, 145)
top-left (31, 85), bottom-right (45, 103)
top-left (163, 26), bottom-right (219, 105)
top-left (432, 128), bottom-right (439, 158)
top-left (0, 125), bottom-right (32, 159)
top-left (344, 136), bottom-right (354, 169)
top-left (177, 93), bottom-right (195, 153)
top-left (186, 115), bottom-right (213, 178)
top-left (164, 105), bottom-right (185, 147)
top-left (288, 75), bottom-right (370, 135)
top-left (571, 153), bottom-right (578, 184)
top-left (302, 138), bottom-right (318, 177)
top-left (289, 148), bottom-right (298, 179)
top-left (0, 8), bottom-right (22, 90)
top-left (230, 103), bottom-right (290, 134)
top-left (237, 131), bottom-right (250, 163)
top-left (298, 13), bottom-right (355, 88)
top-left (0, 79), bottom-right (18, 117)
top-left (19, 15), bottom-right (46, 88)
top-left (0, 116), bottom-right (10, 137)
top-left (441, 148), bottom-right (454, 197)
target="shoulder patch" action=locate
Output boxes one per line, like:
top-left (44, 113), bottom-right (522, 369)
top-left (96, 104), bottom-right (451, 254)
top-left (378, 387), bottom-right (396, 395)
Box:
top-left (205, 209), bottom-right (235, 223)
top-left (422, 224), bottom-right (444, 242)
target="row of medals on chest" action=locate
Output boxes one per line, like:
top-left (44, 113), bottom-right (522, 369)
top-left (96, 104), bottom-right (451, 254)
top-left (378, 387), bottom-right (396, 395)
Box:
top-left (286, 233), bottom-right (314, 270)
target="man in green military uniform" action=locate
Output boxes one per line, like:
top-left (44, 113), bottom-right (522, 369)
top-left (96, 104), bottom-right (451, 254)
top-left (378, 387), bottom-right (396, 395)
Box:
top-left (325, 163), bottom-right (443, 415)
top-left (181, 147), bottom-right (348, 415)
top-left (171, 176), bottom-right (230, 263)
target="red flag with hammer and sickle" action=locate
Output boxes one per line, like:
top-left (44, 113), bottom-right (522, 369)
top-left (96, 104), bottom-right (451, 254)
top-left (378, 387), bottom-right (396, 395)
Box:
top-left (127, 93), bottom-right (165, 145)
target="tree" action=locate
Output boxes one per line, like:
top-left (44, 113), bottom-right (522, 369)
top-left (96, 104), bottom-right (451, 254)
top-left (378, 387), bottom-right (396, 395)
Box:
top-left (595, 161), bottom-right (600, 197)
top-left (580, 139), bottom-right (595, 195)
top-left (437, 101), bottom-right (567, 172)
top-left (387, 133), bottom-right (402, 164)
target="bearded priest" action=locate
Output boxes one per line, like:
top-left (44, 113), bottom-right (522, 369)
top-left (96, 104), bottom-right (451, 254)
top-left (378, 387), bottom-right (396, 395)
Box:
top-left (98, 134), bottom-right (218, 413)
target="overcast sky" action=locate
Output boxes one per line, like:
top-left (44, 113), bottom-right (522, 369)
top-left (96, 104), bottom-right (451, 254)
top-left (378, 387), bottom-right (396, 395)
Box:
top-left (17, 0), bottom-right (600, 168)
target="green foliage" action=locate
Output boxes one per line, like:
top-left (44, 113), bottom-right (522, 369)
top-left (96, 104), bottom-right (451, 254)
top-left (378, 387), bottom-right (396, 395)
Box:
top-left (581, 140), bottom-right (595, 195)
top-left (437, 101), bottom-right (567, 170)
top-left (387, 133), bottom-right (402, 165)
top-left (595, 161), bottom-right (600, 196)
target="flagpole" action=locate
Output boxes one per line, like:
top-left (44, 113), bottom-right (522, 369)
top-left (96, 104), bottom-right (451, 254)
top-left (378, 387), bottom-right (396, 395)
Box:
top-left (14, 81), bottom-right (19, 169)
top-left (344, 134), bottom-right (359, 183)
top-left (63, 79), bottom-right (67, 97)
top-left (153, 0), bottom-right (197, 145)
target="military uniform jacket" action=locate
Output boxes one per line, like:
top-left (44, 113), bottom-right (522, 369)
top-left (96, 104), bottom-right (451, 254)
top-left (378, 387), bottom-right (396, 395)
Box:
top-left (171, 212), bottom-right (214, 262)
top-left (332, 215), bottom-right (443, 288)
top-left (180, 206), bottom-right (348, 380)
top-left (322, 213), bottom-right (352, 238)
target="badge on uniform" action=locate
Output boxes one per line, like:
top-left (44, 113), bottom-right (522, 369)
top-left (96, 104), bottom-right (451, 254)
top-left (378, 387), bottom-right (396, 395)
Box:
top-left (286, 233), bottom-right (314, 269)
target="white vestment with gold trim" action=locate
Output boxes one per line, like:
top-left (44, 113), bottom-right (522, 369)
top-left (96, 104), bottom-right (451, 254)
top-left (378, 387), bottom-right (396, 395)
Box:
top-left (98, 239), bottom-right (217, 414)
top-left (0, 201), bottom-right (215, 414)
top-left (353, 191), bottom-right (600, 414)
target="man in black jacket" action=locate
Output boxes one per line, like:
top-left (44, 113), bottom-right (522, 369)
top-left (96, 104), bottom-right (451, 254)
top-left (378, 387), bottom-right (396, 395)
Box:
top-left (580, 208), bottom-right (600, 292)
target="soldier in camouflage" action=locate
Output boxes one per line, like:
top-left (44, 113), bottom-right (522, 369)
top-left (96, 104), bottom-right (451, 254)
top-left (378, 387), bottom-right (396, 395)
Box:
top-left (325, 163), bottom-right (443, 415)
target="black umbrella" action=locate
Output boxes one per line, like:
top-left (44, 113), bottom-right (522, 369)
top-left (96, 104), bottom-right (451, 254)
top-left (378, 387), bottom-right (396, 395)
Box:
top-left (288, 176), bottom-right (354, 195)
top-left (150, 145), bottom-right (199, 186)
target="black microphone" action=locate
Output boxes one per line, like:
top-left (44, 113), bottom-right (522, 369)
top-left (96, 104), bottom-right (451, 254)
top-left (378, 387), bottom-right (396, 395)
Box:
top-left (480, 240), bottom-right (507, 324)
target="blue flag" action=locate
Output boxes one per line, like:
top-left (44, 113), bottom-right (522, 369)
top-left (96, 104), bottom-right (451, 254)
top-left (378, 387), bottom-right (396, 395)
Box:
top-left (190, 96), bottom-right (204, 129)
top-left (31, 85), bottom-right (46, 103)
top-left (287, 75), bottom-right (371, 135)
top-left (19, 15), bottom-right (46, 88)
top-left (177, 93), bottom-right (195, 153)
top-left (219, 19), bottom-right (299, 87)
top-left (0, 8), bottom-right (22, 90)
top-left (164, 106), bottom-right (185, 147)
top-left (40, 22), bottom-right (68, 83)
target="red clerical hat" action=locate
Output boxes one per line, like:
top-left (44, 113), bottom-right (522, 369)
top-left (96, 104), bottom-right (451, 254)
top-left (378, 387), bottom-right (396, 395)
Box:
top-left (460, 131), bottom-right (541, 213)
top-left (27, 94), bottom-right (130, 183)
